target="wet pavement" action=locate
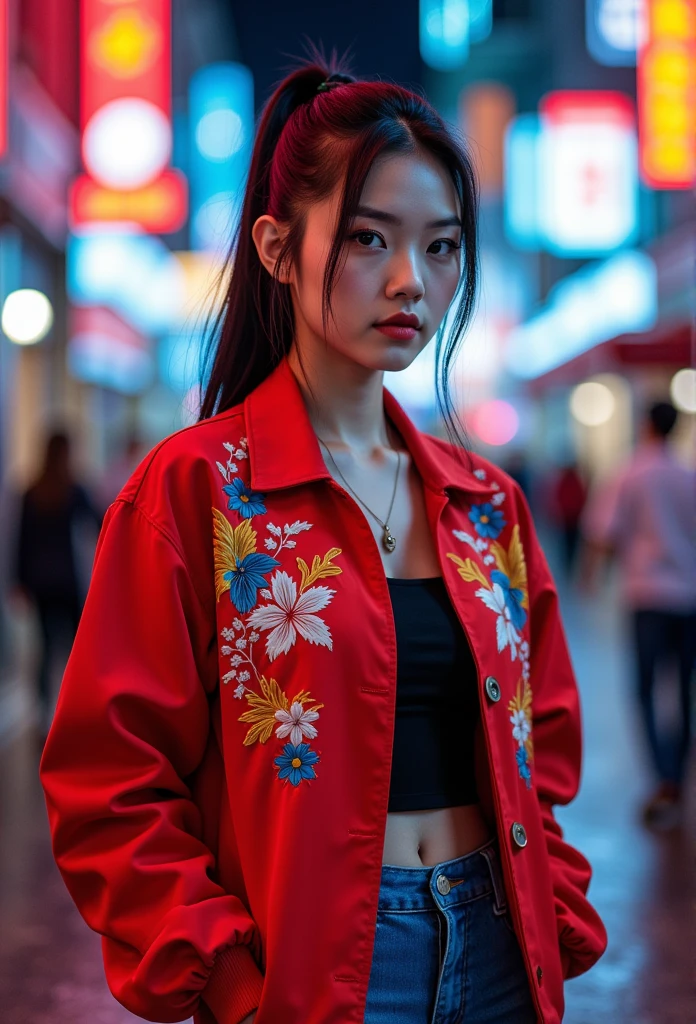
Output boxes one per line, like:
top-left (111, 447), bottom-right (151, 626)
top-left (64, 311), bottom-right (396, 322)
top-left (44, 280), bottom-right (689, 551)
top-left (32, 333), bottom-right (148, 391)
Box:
top-left (0, 562), bottom-right (693, 1023)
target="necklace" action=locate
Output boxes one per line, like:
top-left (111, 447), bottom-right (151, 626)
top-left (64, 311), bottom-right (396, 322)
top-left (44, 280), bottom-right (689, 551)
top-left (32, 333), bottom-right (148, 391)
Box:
top-left (317, 434), bottom-right (402, 553)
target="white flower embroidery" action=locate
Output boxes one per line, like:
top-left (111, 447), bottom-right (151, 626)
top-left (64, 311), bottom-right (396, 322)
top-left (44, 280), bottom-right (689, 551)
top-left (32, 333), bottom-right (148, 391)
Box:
top-left (510, 708), bottom-right (531, 744)
top-left (221, 645), bottom-right (233, 655)
top-left (249, 631), bottom-right (260, 643)
top-left (519, 640), bottom-right (530, 659)
top-left (483, 555), bottom-right (496, 566)
top-left (474, 468), bottom-right (487, 480)
top-left (235, 638), bottom-right (247, 649)
top-left (274, 701), bottom-right (320, 745)
top-left (491, 491), bottom-right (506, 506)
top-left (476, 583), bottom-right (521, 660)
top-left (265, 538), bottom-right (277, 550)
top-left (284, 520), bottom-right (312, 536)
top-left (232, 618), bottom-right (244, 630)
top-left (234, 683), bottom-right (246, 699)
top-left (248, 570), bottom-right (335, 661)
top-left (238, 670), bottom-right (251, 682)
top-left (221, 627), bottom-right (234, 641)
top-left (223, 670), bottom-right (237, 684)
top-left (231, 654), bottom-right (243, 666)
top-left (260, 589), bottom-right (272, 600)
top-left (452, 529), bottom-right (479, 553)
top-left (267, 523), bottom-right (282, 537)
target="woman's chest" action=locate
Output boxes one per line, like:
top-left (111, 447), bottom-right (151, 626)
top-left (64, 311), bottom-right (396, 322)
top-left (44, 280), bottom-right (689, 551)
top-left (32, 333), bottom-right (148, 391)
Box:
top-left (210, 444), bottom-right (533, 819)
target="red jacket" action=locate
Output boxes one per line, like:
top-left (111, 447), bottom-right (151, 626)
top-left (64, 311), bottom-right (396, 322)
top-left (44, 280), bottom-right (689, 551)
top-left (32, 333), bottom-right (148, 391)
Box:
top-left (40, 356), bottom-right (607, 1024)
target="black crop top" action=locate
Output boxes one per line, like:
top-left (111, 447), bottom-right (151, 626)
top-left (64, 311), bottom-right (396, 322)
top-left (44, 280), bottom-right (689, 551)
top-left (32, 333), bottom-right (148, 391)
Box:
top-left (386, 576), bottom-right (480, 813)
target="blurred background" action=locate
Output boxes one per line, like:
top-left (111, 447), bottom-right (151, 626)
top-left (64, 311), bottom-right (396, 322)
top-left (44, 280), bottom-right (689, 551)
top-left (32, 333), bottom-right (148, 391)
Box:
top-left (0, 1), bottom-right (694, 1021)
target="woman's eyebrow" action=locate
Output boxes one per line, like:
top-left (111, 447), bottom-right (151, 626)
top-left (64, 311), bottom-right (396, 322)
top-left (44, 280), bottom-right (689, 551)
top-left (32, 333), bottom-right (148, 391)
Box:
top-left (354, 205), bottom-right (462, 229)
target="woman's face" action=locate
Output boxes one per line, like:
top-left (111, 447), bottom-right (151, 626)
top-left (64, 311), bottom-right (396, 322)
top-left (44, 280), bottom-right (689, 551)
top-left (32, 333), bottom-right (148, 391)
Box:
top-left (288, 148), bottom-right (464, 373)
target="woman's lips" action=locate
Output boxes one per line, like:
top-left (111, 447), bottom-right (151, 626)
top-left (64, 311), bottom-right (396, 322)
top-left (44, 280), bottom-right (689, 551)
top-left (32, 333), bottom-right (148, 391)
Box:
top-left (373, 325), bottom-right (419, 340)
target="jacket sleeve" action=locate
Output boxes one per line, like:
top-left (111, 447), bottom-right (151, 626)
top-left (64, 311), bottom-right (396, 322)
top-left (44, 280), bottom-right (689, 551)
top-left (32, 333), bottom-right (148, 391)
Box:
top-left (39, 498), bottom-right (264, 1024)
top-left (514, 485), bottom-right (608, 980)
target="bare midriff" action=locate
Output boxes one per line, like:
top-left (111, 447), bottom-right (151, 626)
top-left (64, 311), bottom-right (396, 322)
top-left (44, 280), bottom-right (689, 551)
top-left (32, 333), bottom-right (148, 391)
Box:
top-left (383, 803), bottom-right (493, 867)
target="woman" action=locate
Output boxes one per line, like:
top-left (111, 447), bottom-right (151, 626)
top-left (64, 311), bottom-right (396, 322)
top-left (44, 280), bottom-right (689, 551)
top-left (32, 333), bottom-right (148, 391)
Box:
top-left (40, 58), bottom-right (607, 1024)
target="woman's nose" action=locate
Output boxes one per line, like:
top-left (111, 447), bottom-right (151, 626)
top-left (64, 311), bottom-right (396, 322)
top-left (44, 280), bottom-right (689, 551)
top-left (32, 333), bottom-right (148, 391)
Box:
top-left (385, 250), bottom-right (425, 301)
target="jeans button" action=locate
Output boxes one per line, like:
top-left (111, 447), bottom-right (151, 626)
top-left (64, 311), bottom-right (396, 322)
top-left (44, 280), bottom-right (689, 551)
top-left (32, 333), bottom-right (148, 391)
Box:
top-left (436, 874), bottom-right (451, 895)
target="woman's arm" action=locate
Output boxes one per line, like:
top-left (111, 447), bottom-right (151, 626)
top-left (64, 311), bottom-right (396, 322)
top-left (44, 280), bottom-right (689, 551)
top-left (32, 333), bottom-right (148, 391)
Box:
top-left (40, 498), bottom-right (264, 1024)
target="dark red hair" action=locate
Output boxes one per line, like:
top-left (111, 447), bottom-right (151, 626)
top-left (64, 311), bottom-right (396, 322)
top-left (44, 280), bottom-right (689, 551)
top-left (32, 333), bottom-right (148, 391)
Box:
top-left (198, 51), bottom-right (479, 447)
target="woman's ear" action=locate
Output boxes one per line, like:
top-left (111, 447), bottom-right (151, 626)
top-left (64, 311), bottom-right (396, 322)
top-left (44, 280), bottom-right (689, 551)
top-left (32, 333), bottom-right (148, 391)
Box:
top-left (252, 215), bottom-right (291, 284)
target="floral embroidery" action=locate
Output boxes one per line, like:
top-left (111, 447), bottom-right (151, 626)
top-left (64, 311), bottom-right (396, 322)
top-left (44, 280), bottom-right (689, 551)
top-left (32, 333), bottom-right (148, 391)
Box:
top-left (213, 439), bottom-right (342, 789)
top-left (469, 501), bottom-right (507, 539)
top-left (274, 743), bottom-right (320, 786)
top-left (248, 569), bottom-right (336, 661)
top-left (508, 679), bottom-right (533, 788)
top-left (213, 512), bottom-right (281, 613)
top-left (447, 477), bottom-right (533, 784)
top-left (223, 478), bottom-right (268, 518)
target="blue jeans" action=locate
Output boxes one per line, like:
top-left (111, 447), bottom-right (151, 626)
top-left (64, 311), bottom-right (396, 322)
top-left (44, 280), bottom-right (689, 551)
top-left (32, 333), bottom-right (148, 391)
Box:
top-left (364, 837), bottom-right (536, 1024)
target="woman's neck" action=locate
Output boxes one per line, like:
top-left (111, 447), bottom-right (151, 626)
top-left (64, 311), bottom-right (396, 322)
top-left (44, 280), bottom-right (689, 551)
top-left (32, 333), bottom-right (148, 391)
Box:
top-left (286, 344), bottom-right (393, 453)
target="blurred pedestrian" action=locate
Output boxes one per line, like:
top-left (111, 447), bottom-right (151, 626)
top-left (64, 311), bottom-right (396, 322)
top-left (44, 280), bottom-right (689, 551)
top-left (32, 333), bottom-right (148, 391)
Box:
top-left (548, 461), bottom-right (588, 577)
top-left (581, 401), bottom-right (696, 830)
top-left (11, 430), bottom-right (103, 740)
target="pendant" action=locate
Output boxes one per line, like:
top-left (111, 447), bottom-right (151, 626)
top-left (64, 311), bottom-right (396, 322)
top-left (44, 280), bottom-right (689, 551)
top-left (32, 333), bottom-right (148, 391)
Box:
top-left (382, 526), bottom-right (396, 553)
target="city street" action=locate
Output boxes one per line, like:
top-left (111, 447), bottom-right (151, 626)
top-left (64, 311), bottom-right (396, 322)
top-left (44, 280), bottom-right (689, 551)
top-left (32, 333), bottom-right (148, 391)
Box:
top-left (0, 562), bottom-right (693, 1024)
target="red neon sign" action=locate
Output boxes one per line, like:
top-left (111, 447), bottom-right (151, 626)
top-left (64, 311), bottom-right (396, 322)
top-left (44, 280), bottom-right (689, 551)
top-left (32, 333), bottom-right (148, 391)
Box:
top-left (81, 0), bottom-right (170, 130)
top-left (638, 0), bottom-right (696, 188)
top-left (0, 0), bottom-right (8, 157)
top-left (69, 168), bottom-right (188, 233)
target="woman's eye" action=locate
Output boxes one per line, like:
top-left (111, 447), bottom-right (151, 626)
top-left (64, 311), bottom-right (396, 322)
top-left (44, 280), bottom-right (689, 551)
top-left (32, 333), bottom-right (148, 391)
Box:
top-left (428, 238), bottom-right (460, 255)
top-left (353, 231), bottom-right (384, 248)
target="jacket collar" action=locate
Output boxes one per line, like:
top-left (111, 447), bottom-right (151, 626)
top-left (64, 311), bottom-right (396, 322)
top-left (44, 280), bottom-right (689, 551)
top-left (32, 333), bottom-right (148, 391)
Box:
top-left (244, 356), bottom-right (493, 497)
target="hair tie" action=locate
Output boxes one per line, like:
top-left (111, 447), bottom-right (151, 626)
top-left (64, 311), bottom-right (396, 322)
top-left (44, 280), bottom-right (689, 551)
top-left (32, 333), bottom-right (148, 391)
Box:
top-left (316, 74), bottom-right (353, 94)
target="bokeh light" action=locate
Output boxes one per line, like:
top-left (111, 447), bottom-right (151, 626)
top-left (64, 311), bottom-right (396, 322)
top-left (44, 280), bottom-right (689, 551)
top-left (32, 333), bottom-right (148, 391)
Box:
top-left (1, 289), bottom-right (54, 345)
top-left (83, 98), bottom-right (172, 189)
top-left (468, 399), bottom-right (519, 446)
top-left (670, 368), bottom-right (696, 414)
top-left (570, 380), bottom-right (616, 425)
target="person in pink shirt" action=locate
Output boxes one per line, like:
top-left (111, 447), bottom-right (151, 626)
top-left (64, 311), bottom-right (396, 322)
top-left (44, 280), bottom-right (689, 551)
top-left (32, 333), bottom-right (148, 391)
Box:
top-left (581, 400), bottom-right (696, 830)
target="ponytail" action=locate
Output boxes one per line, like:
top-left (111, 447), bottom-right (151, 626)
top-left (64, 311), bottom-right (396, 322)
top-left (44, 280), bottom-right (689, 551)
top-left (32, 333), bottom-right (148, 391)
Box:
top-left (198, 56), bottom-right (355, 420)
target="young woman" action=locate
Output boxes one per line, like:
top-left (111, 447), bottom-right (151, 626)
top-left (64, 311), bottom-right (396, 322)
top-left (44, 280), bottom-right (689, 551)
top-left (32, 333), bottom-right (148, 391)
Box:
top-left (40, 58), bottom-right (607, 1024)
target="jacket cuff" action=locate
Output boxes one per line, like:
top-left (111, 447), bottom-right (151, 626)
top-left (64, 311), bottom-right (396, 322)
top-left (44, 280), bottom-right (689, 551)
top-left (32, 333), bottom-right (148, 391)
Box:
top-left (201, 943), bottom-right (264, 1024)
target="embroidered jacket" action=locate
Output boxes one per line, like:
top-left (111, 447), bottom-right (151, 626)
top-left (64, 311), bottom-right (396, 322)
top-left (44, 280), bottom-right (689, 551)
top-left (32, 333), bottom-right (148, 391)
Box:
top-left (39, 356), bottom-right (607, 1024)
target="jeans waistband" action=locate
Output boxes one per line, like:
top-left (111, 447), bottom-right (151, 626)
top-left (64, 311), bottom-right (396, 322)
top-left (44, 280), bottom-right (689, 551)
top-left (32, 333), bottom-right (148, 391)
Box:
top-left (377, 837), bottom-right (508, 914)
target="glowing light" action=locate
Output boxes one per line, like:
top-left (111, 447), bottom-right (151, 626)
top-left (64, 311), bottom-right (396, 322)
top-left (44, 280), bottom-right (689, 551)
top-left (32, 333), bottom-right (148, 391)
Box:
top-left (538, 91), bottom-right (639, 255)
top-left (586, 0), bottom-right (646, 66)
top-left (505, 250), bottom-right (657, 379)
top-left (420, 0), bottom-right (470, 71)
top-left (2, 289), bottom-right (53, 344)
top-left (570, 381), bottom-right (616, 426)
top-left (469, 400), bottom-right (520, 446)
top-left (196, 109), bottom-right (245, 161)
top-left (83, 97), bottom-right (172, 189)
top-left (638, 0), bottom-right (696, 188)
top-left (670, 368), bottom-right (696, 413)
top-left (189, 63), bottom-right (254, 252)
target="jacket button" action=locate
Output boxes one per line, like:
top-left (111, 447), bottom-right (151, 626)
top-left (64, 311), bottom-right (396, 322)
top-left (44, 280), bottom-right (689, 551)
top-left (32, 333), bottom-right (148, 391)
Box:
top-left (436, 874), bottom-right (451, 895)
top-left (484, 676), bottom-right (501, 703)
top-left (511, 822), bottom-right (528, 848)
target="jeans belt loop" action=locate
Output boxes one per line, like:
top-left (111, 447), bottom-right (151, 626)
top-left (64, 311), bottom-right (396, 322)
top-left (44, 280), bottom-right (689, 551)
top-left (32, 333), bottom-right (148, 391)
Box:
top-left (479, 843), bottom-right (508, 916)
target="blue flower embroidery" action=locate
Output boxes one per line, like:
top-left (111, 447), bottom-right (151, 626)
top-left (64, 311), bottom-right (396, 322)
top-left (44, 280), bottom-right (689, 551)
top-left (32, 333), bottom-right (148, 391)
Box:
top-left (491, 570), bottom-right (527, 632)
top-left (223, 552), bottom-right (281, 614)
top-left (516, 746), bottom-right (532, 789)
top-left (468, 502), bottom-right (506, 539)
top-left (223, 478), bottom-right (267, 519)
top-left (274, 742), bottom-right (320, 786)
